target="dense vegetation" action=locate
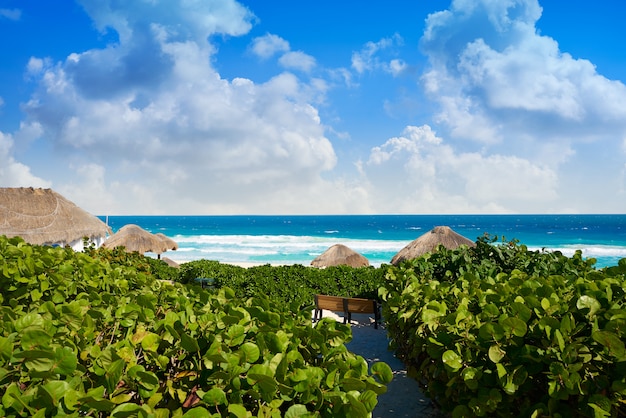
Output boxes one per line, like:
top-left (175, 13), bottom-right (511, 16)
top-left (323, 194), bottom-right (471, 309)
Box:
top-left (381, 236), bottom-right (626, 417)
top-left (176, 260), bottom-right (386, 308)
top-left (0, 236), bottom-right (392, 417)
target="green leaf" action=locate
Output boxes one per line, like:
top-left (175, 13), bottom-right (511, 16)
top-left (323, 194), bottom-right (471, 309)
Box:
top-left (359, 390), bottom-right (378, 412)
top-left (110, 403), bottom-right (144, 417)
top-left (182, 408), bottom-right (212, 418)
top-left (442, 350), bottom-right (462, 371)
top-left (0, 336), bottom-right (13, 362)
top-left (141, 333), bottom-right (160, 352)
top-left (40, 381), bottom-right (70, 406)
top-left (180, 331), bottom-right (200, 353)
top-left (577, 295), bottom-right (601, 316)
top-left (202, 388), bottom-right (227, 406)
top-left (226, 324), bottom-right (246, 346)
top-left (371, 361), bottom-right (393, 384)
top-left (285, 404), bottom-right (309, 418)
top-left (53, 347), bottom-right (78, 375)
top-left (20, 328), bottom-right (52, 349)
top-left (227, 403), bottom-right (249, 418)
top-left (592, 330), bottom-right (626, 359)
top-left (479, 323), bottom-right (505, 341)
top-left (501, 317), bottom-right (527, 337)
top-left (489, 345), bottom-right (506, 363)
top-left (240, 342), bottom-right (260, 363)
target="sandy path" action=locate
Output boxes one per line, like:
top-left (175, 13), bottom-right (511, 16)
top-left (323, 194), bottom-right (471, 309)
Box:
top-left (317, 311), bottom-right (440, 417)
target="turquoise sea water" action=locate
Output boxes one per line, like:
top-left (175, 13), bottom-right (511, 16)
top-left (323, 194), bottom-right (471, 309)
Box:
top-left (99, 215), bottom-right (626, 268)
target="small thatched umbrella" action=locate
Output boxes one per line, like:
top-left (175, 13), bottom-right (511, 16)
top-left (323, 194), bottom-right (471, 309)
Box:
top-left (0, 187), bottom-right (111, 248)
top-left (390, 226), bottom-right (475, 266)
top-left (103, 224), bottom-right (172, 255)
top-left (161, 257), bottom-right (180, 268)
top-left (155, 233), bottom-right (178, 251)
top-left (311, 244), bottom-right (370, 268)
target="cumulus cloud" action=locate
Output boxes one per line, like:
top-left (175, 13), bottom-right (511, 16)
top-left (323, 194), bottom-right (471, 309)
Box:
top-left (250, 33), bottom-right (290, 58)
top-left (279, 51), bottom-right (316, 72)
top-left (351, 34), bottom-right (407, 76)
top-left (363, 125), bottom-right (558, 213)
top-left (0, 131), bottom-right (51, 188)
top-left (14, 0), bottom-right (343, 214)
top-left (421, 0), bottom-right (626, 145)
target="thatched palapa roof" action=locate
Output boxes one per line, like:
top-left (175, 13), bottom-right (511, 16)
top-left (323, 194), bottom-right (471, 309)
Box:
top-left (103, 224), bottom-right (177, 255)
top-left (155, 233), bottom-right (179, 251)
top-left (0, 187), bottom-right (111, 246)
top-left (390, 225), bottom-right (475, 265)
top-left (311, 244), bottom-right (370, 268)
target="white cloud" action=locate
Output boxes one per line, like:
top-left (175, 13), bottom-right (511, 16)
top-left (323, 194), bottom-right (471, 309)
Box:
top-left (351, 34), bottom-right (406, 76)
top-left (14, 3), bottom-right (344, 215)
top-left (0, 8), bottom-right (21, 20)
top-left (78, 0), bottom-right (254, 44)
top-left (0, 131), bottom-right (51, 188)
top-left (278, 51), bottom-right (316, 72)
top-left (250, 33), bottom-right (290, 58)
top-left (363, 125), bottom-right (558, 213)
top-left (421, 0), bottom-right (626, 145)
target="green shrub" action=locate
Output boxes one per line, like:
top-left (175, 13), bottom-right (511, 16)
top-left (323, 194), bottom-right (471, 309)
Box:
top-left (380, 237), bottom-right (626, 417)
top-left (0, 236), bottom-right (392, 417)
top-left (178, 260), bottom-right (386, 309)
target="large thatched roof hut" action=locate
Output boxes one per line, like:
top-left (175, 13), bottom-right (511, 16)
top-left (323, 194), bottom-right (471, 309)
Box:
top-left (103, 224), bottom-right (177, 256)
top-left (0, 187), bottom-right (111, 250)
top-left (311, 244), bottom-right (370, 268)
top-left (390, 225), bottom-right (475, 266)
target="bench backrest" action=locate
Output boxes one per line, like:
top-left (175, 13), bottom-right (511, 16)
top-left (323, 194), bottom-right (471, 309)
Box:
top-left (344, 297), bottom-right (377, 314)
top-left (315, 294), bottom-right (345, 312)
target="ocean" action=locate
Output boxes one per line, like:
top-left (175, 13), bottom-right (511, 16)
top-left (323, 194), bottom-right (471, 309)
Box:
top-left (99, 214), bottom-right (626, 268)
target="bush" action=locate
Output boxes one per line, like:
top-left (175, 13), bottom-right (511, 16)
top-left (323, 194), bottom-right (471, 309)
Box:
top-left (178, 260), bottom-right (387, 309)
top-left (0, 236), bottom-right (392, 417)
top-left (380, 237), bottom-right (626, 417)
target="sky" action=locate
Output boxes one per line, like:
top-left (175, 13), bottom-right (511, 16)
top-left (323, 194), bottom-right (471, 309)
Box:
top-left (1, 0), bottom-right (626, 215)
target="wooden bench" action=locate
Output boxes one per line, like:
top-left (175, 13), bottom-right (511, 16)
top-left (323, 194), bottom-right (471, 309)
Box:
top-left (313, 294), bottom-right (381, 329)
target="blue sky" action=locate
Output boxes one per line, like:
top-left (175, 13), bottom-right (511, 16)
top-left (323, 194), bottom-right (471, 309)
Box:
top-left (1, 0), bottom-right (625, 215)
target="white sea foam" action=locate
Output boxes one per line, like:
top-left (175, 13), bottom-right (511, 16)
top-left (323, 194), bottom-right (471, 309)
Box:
top-left (169, 234), bottom-right (626, 267)
top-left (170, 234), bottom-right (410, 265)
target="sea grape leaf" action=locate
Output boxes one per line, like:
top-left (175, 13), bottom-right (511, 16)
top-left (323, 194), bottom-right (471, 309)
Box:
top-left (511, 302), bottom-right (532, 323)
top-left (489, 345), bottom-right (506, 364)
top-left (180, 331), bottom-right (200, 353)
top-left (227, 403), bottom-right (249, 418)
top-left (226, 324), bottom-right (246, 347)
top-left (202, 388), bottom-right (227, 406)
top-left (442, 350), bottom-right (462, 371)
top-left (15, 349), bottom-right (55, 372)
top-left (371, 362), bottom-right (393, 384)
top-left (479, 323), bottom-right (505, 341)
top-left (285, 404), bottom-right (309, 418)
top-left (110, 403), bottom-right (143, 417)
top-left (40, 380), bottom-right (69, 406)
top-left (141, 333), bottom-right (160, 353)
top-left (0, 336), bottom-right (14, 362)
top-left (53, 346), bottom-right (78, 375)
top-left (502, 317), bottom-right (527, 337)
top-left (359, 390), bottom-right (378, 412)
top-left (592, 331), bottom-right (626, 359)
top-left (240, 342), bottom-right (260, 363)
top-left (20, 328), bottom-right (52, 349)
top-left (577, 296), bottom-right (601, 317)
top-left (182, 407), bottom-right (212, 417)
